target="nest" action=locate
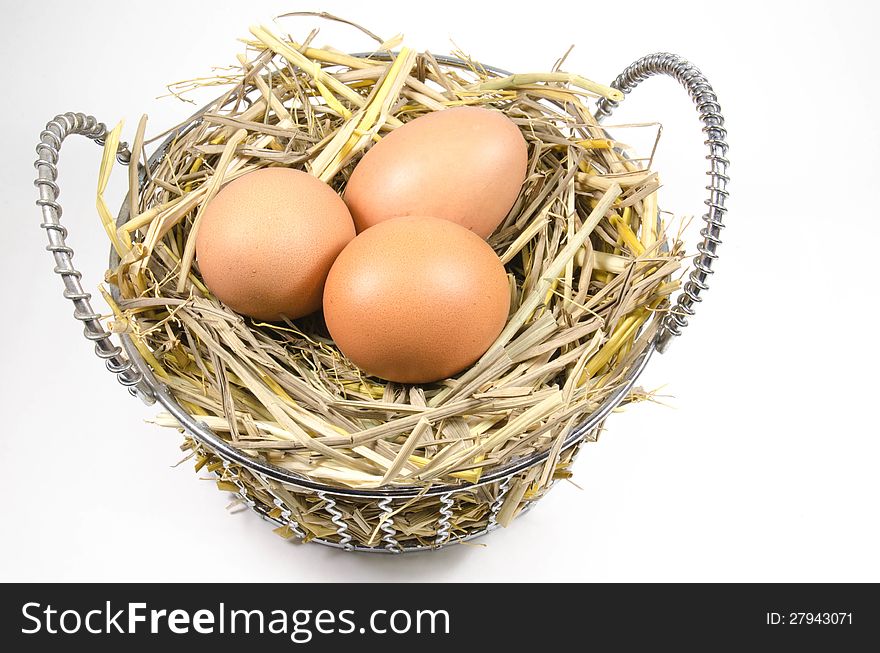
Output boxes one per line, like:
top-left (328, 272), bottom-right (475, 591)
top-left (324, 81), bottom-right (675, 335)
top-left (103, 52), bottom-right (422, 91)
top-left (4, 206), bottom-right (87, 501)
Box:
top-left (98, 16), bottom-right (683, 548)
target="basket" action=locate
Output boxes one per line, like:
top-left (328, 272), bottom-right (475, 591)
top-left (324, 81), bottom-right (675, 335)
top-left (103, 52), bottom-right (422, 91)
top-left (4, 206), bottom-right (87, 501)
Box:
top-left (34, 52), bottom-right (728, 552)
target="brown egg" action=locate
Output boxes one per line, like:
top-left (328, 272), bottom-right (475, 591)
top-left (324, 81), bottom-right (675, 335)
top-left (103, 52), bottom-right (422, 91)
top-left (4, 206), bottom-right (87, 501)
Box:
top-left (344, 106), bottom-right (528, 238)
top-left (323, 216), bottom-right (510, 384)
top-left (195, 168), bottom-right (355, 321)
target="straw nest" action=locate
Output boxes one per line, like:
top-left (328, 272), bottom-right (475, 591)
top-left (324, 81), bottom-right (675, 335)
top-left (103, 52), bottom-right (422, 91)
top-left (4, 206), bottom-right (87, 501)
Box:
top-left (97, 15), bottom-right (683, 546)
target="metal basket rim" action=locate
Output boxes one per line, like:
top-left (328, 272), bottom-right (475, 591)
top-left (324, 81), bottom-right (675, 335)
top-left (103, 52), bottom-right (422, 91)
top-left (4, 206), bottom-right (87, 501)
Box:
top-left (110, 53), bottom-right (658, 499)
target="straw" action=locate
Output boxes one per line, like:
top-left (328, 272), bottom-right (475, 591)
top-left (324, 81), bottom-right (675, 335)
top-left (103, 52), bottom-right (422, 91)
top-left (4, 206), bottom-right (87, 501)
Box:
top-left (99, 17), bottom-right (683, 547)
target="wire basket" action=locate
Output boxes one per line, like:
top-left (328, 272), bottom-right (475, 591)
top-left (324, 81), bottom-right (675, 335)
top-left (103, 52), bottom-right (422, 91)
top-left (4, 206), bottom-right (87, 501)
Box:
top-left (35, 52), bottom-right (728, 553)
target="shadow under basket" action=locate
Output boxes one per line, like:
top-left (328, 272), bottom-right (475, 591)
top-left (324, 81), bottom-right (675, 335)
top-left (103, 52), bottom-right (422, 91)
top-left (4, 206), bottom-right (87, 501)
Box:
top-left (35, 52), bottom-right (728, 553)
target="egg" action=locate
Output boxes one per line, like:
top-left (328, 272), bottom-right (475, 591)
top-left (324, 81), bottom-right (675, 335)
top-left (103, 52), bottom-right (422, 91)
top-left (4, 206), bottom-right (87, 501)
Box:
top-left (195, 168), bottom-right (355, 321)
top-left (344, 106), bottom-right (528, 238)
top-left (323, 216), bottom-right (510, 384)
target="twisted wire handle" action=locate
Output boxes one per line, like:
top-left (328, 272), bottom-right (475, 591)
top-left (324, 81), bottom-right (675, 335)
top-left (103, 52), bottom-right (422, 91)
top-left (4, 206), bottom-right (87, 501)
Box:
top-left (595, 53), bottom-right (729, 352)
top-left (34, 112), bottom-right (154, 401)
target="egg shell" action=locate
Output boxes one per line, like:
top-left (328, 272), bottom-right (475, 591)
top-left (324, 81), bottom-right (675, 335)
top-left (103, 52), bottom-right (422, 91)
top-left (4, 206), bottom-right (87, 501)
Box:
top-left (344, 106), bottom-right (528, 238)
top-left (195, 168), bottom-right (355, 321)
top-left (323, 216), bottom-right (510, 384)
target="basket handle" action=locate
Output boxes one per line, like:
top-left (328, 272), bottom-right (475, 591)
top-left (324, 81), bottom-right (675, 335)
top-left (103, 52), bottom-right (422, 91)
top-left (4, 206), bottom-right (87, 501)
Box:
top-left (34, 112), bottom-right (155, 403)
top-left (595, 53), bottom-right (729, 353)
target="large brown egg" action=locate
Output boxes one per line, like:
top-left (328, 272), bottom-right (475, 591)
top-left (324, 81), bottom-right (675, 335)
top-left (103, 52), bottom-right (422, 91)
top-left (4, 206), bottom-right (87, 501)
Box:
top-left (195, 168), bottom-right (356, 321)
top-left (323, 216), bottom-right (510, 384)
top-left (344, 106), bottom-right (528, 238)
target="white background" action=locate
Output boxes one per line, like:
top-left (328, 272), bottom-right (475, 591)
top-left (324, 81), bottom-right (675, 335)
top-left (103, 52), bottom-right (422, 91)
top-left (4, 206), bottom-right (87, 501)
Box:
top-left (2, 0), bottom-right (878, 582)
